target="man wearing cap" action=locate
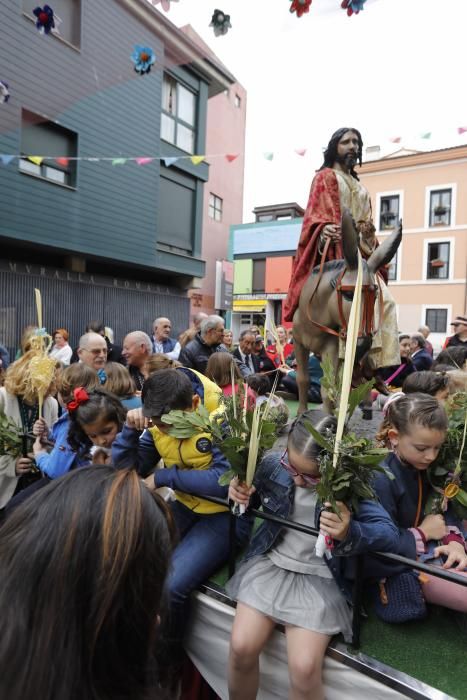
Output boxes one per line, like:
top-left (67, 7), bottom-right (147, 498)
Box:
top-left (444, 315), bottom-right (467, 349)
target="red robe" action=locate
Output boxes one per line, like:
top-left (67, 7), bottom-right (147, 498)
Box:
top-left (283, 168), bottom-right (387, 322)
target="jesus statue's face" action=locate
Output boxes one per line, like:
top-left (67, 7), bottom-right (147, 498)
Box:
top-left (335, 130), bottom-right (359, 171)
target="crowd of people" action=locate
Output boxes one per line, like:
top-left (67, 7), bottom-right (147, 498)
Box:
top-left (0, 311), bottom-right (466, 700)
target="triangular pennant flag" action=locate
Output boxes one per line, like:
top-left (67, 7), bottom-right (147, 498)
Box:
top-left (457, 126), bottom-right (467, 135)
top-left (263, 152), bottom-right (274, 161)
top-left (136, 157), bottom-right (153, 165)
top-left (225, 153), bottom-right (239, 163)
top-left (28, 156), bottom-right (43, 165)
top-left (389, 137), bottom-right (401, 144)
top-left (190, 155), bottom-right (205, 165)
top-left (295, 149), bottom-right (307, 156)
top-left (163, 157), bottom-right (179, 167)
top-left (112, 158), bottom-right (127, 166)
top-left (0, 155), bottom-right (14, 165)
top-left (55, 157), bottom-right (69, 167)
top-left (420, 132), bottom-right (431, 139)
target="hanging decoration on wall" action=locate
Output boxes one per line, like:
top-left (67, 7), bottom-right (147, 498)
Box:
top-left (131, 45), bottom-right (156, 75)
top-left (33, 5), bottom-right (55, 34)
top-left (146, 0), bottom-right (179, 11)
top-left (340, 0), bottom-right (367, 16)
top-left (209, 9), bottom-right (232, 36)
top-left (0, 81), bottom-right (10, 104)
top-left (289, 0), bottom-right (313, 18)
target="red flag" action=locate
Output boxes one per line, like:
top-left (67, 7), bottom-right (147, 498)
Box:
top-left (225, 154), bottom-right (239, 162)
top-left (55, 157), bottom-right (69, 167)
top-left (389, 137), bottom-right (401, 143)
top-left (457, 127), bottom-right (467, 135)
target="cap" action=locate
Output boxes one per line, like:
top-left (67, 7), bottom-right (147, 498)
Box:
top-left (255, 335), bottom-right (263, 343)
top-left (451, 315), bottom-right (467, 325)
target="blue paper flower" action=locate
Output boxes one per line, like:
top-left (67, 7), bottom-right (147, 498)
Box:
top-left (33, 5), bottom-right (55, 34)
top-left (341, 0), bottom-right (367, 15)
top-left (131, 45), bottom-right (156, 75)
top-left (0, 81), bottom-right (10, 104)
top-left (209, 9), bottom-right (232, 36)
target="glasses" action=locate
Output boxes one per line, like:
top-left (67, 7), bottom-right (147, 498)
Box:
top-left (280, 451), bottom-right (320, 487)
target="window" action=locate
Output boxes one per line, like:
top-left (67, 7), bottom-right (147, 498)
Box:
top-left (161, 75), bottom-right (196, 154)
top-left (379, 195), bottom-right (399, 230)
top-left (158, 167), bottom-right (196, 253)
top-left (23, 0), bottom-right (81, 47)
top-left (426, 241), bottom-right (450, 280)
top-left (387, 251), bottom-right (398, 281)
top-left (429, 189), bottom-right (451, 227)
top-left (209, 193), bottom-right (223, 222)
top-left (252, 259), bottom-right (266, 293)
top-left (234, 94), bottom-right (241, 108)
top-left (425, 308), bottom-right (448, 333)
top-left (19, 110), bottom-right (77, 187)
top-left (257, 214), bottom-right (273, 222)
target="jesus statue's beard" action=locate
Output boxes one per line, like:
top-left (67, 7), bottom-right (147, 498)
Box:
top-left (335, 152), bottom-right (357, 169)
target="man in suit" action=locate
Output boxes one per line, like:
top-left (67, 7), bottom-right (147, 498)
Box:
top-left (233, 330), bottom-right (260, 374)
top-left (410, 333), bottom-right (433, 371)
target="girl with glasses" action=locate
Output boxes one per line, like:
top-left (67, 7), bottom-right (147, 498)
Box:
top-left (227, 410), bottom-right (398, 700)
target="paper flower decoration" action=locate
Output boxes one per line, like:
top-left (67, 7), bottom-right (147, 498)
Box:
top-left (209, 9), bottom-right (232, 36)
top-left (146, 0), bottom-right (179, 11)
top-left (131, 45), bottom-right (156, 75)
top-left (33, 5), bottom-right (55, 34)
top-left (341, 0), bottom-right (367, 16)
top-left (289, 0), bottom-right (313, 18)
top-left (0, 81), bottom-right (10, 104)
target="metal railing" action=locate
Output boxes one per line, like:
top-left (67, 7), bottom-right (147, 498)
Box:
top-left (199, 494), bottom-right (467, 649)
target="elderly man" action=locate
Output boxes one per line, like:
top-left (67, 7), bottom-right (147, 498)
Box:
top-left (178, 315), bottom-right (228, 375)
top-left (151, 317), bottom-right (180, 359)
top-left (122, 331), bottom-right (153, 391)
top-left (418, 325), bottom-right (433, 357)
top-left (179, 312), bottom-right (208, 348)
top-left (410, 333), bottom-right (433, 371)
top-left (233, 330), bottom-right (260, 373)
top-left (77, 332), bottom-right (108, 373)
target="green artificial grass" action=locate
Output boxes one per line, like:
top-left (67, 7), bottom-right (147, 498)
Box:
top-left (360, 602), bottom-right (467, 698)
top-left (284, 399), bottom-right (321, 418)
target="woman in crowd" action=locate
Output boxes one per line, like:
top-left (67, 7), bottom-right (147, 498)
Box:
top-left (206, 352), bottom-right (256, 408)
top-left (223, 329), bottom-right (235, 352)
top-left (372, 393), bottom-right (467, 618)
top-left (0, 467), bottom-right (173, 700)
top-left (103, 362), bottom-right (142, 409)
top-left (379, 333), bottom-right (416, 389)
top-left (266, 325), bottom-right (294, 368)
top-left (227, 411), bottom-right (398, 700)
top-left (49, 328), bottom-right (73, 366)
top-left (0, 351), bottom-right (58, 509)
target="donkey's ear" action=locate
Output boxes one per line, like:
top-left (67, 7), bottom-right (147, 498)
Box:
top-left (341, 208), bottom-right (359, 270)
top-left (367, 220), bottom-right (402, 274)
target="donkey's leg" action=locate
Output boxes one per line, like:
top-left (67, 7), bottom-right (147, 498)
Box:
top-left (294, 339), bottom-right (310, 415)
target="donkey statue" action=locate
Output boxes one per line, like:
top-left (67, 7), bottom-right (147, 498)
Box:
top-left (292, 209), bottom-right (402, 414)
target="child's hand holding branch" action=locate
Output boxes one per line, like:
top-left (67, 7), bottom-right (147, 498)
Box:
top-left (229, 477), bottom-right (255, 509)
top-left (320, 501), bottom-right (351, 541)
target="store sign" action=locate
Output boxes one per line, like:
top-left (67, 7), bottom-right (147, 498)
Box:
top-left (215, 260), bottom-right (233, 310)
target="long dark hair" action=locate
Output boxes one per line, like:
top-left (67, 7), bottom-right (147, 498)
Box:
top-left (320, 127), bottom-right (363, 180)
top-left (68, 388), bottom-right (127, 452)
top-left (288, 409), bottom-right (337, 461)
top-left (0, 467), bottom-right (173, 700)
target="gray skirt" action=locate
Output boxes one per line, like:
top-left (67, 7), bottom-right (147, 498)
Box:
top-left (227, 555), bottom-right (353, 643)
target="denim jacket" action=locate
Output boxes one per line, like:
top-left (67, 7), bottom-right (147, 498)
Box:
top-left (243, 453), bottom-right (399, 602)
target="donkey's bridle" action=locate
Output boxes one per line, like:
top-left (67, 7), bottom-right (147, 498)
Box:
top-left (307, 239), bottom-right (384, 341)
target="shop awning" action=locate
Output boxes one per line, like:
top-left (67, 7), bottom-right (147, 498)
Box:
top-left (233, 299), bottom-right (266, 313)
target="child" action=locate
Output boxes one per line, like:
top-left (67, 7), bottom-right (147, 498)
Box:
top-left (227, 411), bottom-right (398, 700)
top-left (371, 393), bottom-right (467, 615)
top-left (32, 364), bottom-right (100, 478)
top-left (111, 369), bottom-right (251, 658)
top-left (206, 352), bottom-right (256, 408)
top-left (246, 373), bottom-right (290, 432)
top-left (67, 388), bottom-right (127, 464)
top-left (402, 370), bottom-right (449, 402)
top-left (103, 362), bottom-right (142, 410)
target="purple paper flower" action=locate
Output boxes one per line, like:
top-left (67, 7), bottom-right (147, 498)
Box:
top-left (131, 45), bottom-right (156, 75)
top-left (146, 0), bottom-right (179, 11)
top-left (33, 5), bottom-right (55, 34)
top-left (0, 81), bottom-right (10, 104)
top-left (209, 9), bottom-right (232, 36)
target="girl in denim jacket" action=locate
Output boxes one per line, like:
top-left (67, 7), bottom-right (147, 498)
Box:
top-left (227, 410), bottom-right (398, 700)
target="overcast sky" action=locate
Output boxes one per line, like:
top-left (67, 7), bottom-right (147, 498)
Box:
top-left (163, 0), bottom-right (467, 221)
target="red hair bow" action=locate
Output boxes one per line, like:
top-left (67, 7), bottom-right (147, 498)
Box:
top-left (67, 387), bottom-right (90, 411)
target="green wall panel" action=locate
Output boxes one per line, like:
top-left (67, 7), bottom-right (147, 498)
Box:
top-left (234, 259), bottom-right (253, 294)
